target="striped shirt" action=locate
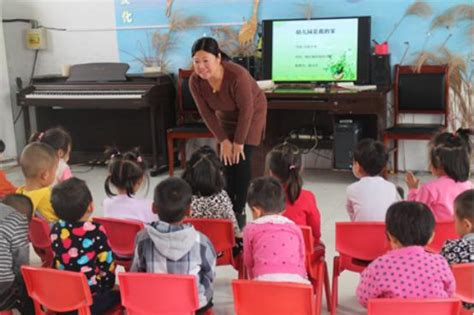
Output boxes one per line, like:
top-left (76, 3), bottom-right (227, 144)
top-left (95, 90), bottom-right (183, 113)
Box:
top-left (0, 203), bottom-right (29, 285)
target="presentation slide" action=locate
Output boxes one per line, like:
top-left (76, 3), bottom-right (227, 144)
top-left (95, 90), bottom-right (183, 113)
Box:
top-left (272, 19), bottom-right (358, 82)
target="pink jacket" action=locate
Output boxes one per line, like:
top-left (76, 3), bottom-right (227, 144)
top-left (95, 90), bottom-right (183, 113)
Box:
top-left (357, 246), bottom-right (455, 307)
top-left (243, 215), bottom-right (307, 279)
top-left (407, 176), bottom-right (473, 221)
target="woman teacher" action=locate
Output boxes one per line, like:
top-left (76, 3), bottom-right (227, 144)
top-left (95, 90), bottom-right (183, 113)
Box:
top-left (189, 37), bottom-right (267, 229)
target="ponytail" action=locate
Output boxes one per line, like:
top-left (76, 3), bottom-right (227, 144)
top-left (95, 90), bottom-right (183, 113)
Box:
top-left (266, 143), bottom-right (303, 204)
top-left (104, 148), bottom-right (148, 197)
top-left (430, 130), bottom-right (471, 182)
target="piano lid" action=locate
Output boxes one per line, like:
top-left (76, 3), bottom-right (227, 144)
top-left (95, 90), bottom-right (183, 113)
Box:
top-left (66, 63), bottom-right (129, 83)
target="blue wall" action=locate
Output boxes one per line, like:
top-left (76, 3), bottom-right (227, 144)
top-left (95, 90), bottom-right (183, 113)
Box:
top-left (115, 0), bottom-right (472, 75)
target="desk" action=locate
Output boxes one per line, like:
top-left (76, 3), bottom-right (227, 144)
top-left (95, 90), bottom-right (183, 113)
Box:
top-left (252, 89), bottom-right (389, 177)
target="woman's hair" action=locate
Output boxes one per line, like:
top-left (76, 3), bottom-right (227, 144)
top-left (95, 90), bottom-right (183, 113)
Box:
top-left (247, 176), bottom-right (286, 214)
top-left (191, 37), bottom-right (231, 61)
top-left (266, 143), bottom-right (303, 204)
top-left (30, 127), bottom-right (72, 154)
top-left (182, 146), bottom-right (225, 197)
top-left (385, 201), bottom-right (435, 247)
top-left (104, 148), bottom-right (147, 197)
top-left (429, 128), bottom-right (472, 182)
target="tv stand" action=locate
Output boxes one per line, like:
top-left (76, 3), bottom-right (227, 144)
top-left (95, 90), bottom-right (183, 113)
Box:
top-left (251, 88), bottom-right (389, 177)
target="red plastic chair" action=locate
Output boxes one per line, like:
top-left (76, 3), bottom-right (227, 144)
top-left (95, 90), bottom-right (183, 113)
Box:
top-left (118, 272), bottom-right (212, 315)
top-left (183, 218), bottom-right (235, 266)
top-left (426, 220), bottom-right (457, 253)
top-left (368, 298), bottom-right (461, 315)
top-left (452, 263), bottom-right (474, 304)
top-left (332, 222), bottom-right (389, 314)
top-left (29, 216), bottom-right (53, 267)
top-left (21, 266), bottom-right (122, 315)
top-left (300, 225), bottom-right (331, 312)
top-left (232, 279), bottom-right (315, 315)
top-left (92, 217), bottom-right (144, 271)
top-left (0, 311), bottom-right (13, 315)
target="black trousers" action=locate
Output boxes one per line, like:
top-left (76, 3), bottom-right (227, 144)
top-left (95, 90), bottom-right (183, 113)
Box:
top-left (224, 145), bottom-right (254, 229)
top-left (60, 290), bottom-right (121, 315)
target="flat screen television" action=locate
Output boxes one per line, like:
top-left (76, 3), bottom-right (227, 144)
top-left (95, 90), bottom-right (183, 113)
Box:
top-left (262, 16), bottom-right (371, 84)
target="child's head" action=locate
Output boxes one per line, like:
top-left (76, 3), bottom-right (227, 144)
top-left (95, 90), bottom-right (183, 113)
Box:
top-left (266, 143), bottom-right (302, 204)
top-left (2, 194), bottom-right (34, 222)
top-left (247, 176), bottom-right (286, 219)
top-left (182, 146), bottom-right (225, 197)
top-left (454, 189), bottom-right (474, 237)
top-left (352, 138), bottom-right (387, 178)
top-left (105, 148), bottom-right (147, 197)
top-left (429, 129), bottom-right (471, 182)
top-left (19, 142), bottom-right (58, 187)
top-left (31, 127), bottom-right (72, 162)
top-left (385, 201), bottom-right (435, 249)
top-left (153, 177), bottom-right (192, 224)
top-left (51, 177), bottom-right (93, 222)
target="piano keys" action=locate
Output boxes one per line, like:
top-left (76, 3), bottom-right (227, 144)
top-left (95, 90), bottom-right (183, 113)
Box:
top-left (17, 63), bottom-right (176, 175)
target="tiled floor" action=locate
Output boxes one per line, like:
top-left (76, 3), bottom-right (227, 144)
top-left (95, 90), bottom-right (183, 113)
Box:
top-left (4, 164), bottom-right (438, 314)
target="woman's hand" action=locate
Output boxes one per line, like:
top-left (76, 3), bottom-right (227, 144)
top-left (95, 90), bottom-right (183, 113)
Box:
top-left (405, 171), bottom-right (420, 189)
top-left (232, 143), bottom-right (245, 164)
top-left (220, 139), bottom-right (233, 166)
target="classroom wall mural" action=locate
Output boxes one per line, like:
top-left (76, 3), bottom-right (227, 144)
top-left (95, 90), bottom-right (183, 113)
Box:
top-left (114, 0), bottom-right (472, 75)
top-left (114, 0), bottom-right (472, 128)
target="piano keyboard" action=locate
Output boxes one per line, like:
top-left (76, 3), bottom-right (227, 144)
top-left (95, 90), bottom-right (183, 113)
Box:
top-left (25, 90), bottom-right (146, 99)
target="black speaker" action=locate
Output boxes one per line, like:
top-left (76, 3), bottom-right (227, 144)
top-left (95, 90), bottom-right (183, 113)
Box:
top-left (232, 56), bottom-right (258, 79)
top-left (370, 54), bottom-right (391, 86)
top-left (334, 120), bottom-right (362, 169)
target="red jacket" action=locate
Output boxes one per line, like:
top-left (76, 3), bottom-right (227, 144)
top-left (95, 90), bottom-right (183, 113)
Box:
top-left (283, 189), bottom-right (322, 246)
top-left (0, 171), bottom-right (16, 198)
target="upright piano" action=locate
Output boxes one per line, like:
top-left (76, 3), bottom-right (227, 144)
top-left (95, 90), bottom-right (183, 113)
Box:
top-left (17, 63), bottom-right (175, 174)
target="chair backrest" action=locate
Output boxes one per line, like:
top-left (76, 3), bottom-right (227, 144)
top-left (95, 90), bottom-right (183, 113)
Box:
top-left (29, 216), bottom-right (51, 249)
top-left (177, 69), bottom-right (199, 122)
top-left (452, 263), bottom-right (474, 303)
top-left (300, 225), bottom-right (314, 255)
top-left (118, 272), bottom-right (199, 315)
top-left (426, 220), bottom-right (457, 253)
top-left (92, 217), bottom-right (144, 257)
top-left (29, 216), bottom-right (53, 267)
top-left (183, 218), bottom-right (235, 265)
top-left (232, 279), bottom-right (315, 315)
top-left (21, 266), bottom-right (92, 315)
top-left (335, 222), bottom-right (389, 261)
top-left (394, 64), bottom-right (449, 125)
top-left (368, 298), bottom-right (461, 315)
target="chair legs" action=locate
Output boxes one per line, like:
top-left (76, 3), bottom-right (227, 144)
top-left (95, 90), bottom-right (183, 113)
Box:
top-left (331, 256), bottom-right (341, 315)
top-left (323, 261), bottom-right (331, 312)
top-left (167, 133), bottom-right (175, 176)
top-left (383, 137), bottom-right (399, 174)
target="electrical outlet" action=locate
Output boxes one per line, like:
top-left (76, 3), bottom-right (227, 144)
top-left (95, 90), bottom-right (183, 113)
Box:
top-left (26, 28), bottom-right (47, 50)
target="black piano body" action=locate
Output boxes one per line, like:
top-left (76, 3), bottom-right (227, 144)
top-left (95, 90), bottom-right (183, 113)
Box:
top-left (17, 63), bottom-right (176, 174)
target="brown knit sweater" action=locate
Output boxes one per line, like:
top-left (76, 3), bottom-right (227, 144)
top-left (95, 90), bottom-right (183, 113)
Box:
top-left (189, 61), bottom-right (267, 146)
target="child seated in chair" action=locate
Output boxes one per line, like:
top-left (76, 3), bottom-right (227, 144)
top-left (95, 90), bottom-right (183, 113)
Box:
top-left (357, 201), bottom-right (455, 307)
top-left (346, 138), bottom-right (401, 221)
top-left (243, 176), bottom-right (309, 284)
top-left (50, 178), bottom-right (120, 314)
top-left (131, 177), bottom-right (216, 314)
top-left (0, 140), bottom-right (17, 198)
top-left (16, 142), bottom-right (59, 223)
top-left (406, 129), bottom-right (473, 221)
top-left (0, 194), bottom-right (34, 314)
top-left (441, 189), bottom-right (474, 310)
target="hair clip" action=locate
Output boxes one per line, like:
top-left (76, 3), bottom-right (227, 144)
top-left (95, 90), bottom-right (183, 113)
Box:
top-left (137, 156), bottom-right (143, 163)
top-left (38, 132), bottom-right (44, 140)
top-left (289, 165), bottom-right (296, 170)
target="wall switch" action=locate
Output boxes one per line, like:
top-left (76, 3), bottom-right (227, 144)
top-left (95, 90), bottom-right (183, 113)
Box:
top-left (26, 28), bottom-right (47, 50)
